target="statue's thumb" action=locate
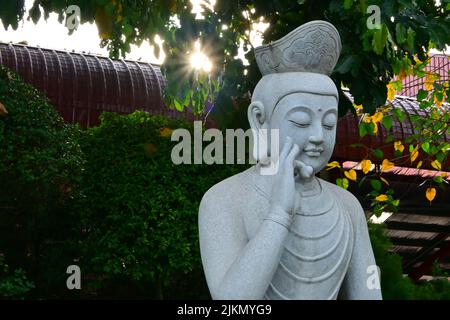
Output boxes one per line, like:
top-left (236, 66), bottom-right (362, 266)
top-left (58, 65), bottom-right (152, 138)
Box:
top-left (294, 160), bottom-right (313, 179)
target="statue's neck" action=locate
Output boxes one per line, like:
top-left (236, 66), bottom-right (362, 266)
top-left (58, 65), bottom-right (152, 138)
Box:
top-left (295, 175), bottom-right (320, 197)
top-left (251, 163), bottom-right (321, 198)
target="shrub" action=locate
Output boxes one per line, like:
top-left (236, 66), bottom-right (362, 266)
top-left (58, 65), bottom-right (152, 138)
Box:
top-left (0, 254), bottom-right (34, 299)
top-left (77, 111), bottom-right (246, 299)
top-left (369, 222), bottom-right (450, 299)
top-left (369, 222), bottom-right (416, 299)
top-left (0, 65), bottom-right (84, 298)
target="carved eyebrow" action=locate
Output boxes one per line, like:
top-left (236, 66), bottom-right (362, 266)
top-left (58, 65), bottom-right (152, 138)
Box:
top-left (285, 106), bottom-right (314, 117)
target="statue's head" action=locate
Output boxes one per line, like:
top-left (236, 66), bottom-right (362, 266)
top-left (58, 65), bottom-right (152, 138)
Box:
top-left (248, 20), bottom-right (342, 175)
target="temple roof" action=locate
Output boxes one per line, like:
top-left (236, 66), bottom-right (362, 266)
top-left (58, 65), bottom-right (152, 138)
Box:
top-left (0, 42), bottom-right (167, 127)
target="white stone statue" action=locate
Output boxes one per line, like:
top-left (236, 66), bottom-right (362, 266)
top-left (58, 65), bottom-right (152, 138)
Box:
top-left (199, 21), bottom-right (382, 300)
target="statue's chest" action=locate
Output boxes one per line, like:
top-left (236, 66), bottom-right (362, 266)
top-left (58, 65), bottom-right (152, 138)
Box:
top-left (265, 199), bottom-right (354, 300)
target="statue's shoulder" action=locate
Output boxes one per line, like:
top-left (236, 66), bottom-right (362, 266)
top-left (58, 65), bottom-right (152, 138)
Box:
top-left (319, 178), bottom-right (366, 223)
top-left (199, 166), bottom-right (255, 216)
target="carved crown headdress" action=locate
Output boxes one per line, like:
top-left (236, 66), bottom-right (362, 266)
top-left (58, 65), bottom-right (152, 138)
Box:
top-left (255, 20), bottom-right (342, 76)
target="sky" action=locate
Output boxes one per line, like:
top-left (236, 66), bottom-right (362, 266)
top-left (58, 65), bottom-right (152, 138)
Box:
top-left (0, 0), bottom-right (164, 63)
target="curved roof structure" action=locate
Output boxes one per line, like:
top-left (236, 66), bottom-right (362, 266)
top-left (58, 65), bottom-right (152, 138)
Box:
top-left (0, 42), bottom-right (167, 127)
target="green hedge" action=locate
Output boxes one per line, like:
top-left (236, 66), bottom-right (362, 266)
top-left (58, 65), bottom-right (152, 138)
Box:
top-left (0, 65), bottom-right (84, 298)
top-left (76, 111), bottom-right (245, 298)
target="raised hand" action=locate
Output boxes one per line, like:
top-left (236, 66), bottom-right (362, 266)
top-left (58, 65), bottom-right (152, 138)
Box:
top-left (269, 136), bottom-right (300, 217)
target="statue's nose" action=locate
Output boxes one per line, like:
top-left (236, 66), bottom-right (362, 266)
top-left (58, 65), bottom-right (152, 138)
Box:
top-left (309, 129), bottom-right (324, 145)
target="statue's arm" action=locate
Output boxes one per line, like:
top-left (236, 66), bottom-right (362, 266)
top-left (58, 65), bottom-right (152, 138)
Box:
top-left (339, 197), bottom-right (382, 300)
top-left (199, 192), bottom-right (289, 300)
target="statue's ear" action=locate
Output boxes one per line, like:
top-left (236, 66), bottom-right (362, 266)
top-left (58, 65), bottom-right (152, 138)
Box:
top-left (248, 101), bottom-right (269, 163)
top-left (247, 101), bottom-right (266, 130)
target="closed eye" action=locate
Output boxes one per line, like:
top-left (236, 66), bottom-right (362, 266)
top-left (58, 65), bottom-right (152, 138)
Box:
top-left (289, 120), bottom-right (310, 128)
top-left (323, 124), bottom-right (335, 130)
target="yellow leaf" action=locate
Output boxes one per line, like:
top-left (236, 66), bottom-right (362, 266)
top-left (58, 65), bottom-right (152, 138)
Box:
top-left (410, 147), bottom-right (419, 163)
top-left (371, 112), bottom-right (383, 124)
top-left (380, 177), bottom-right (390, 186)
top-left (344, 169), bottom-right (357, 181)
top-left (397, 70), bottom-right (407, 81)
top-left (363, 115), bottom-right (371, 123)
top-left (381, 159), bottom-right (395, 171)
top-left (394, 141), bottom-right (404, 153)
top-left (372, 122), bottom-right (378, 134)
top-left (414, 56), bottom-right (422, 64)
top-left (434, 95), bottom-right (443, 108)
top-left (326, 161), bottom-right (341, 170)
top-left (424, 73), bottom-right (438, 91)
top-left (426, 187), bottom-right (436, 202)
top-left (387, 83), bottom-right (396, 101)
top-left (416, 161), bottom-right (423, 169)
top-left (159, 127), bottom-right (173, 137)
top-left (361, 159), bottom-right (373, 174)
top-left (354, 104), bottom-right (363, 110)
top-left (431, 159), bottom-right (442, 171)
top-left (0, 102), bottom-right (8, 116)
top-left (375, 194), bottom-right (388, 202)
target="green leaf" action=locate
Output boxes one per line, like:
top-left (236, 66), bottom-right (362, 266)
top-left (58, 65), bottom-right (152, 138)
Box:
top-left (421, 141), bottom-right (430, 154)
top-left (122, 23), bottom-right (133, 37)
top-left (440, 142), bottom-right (450, 153)
top-left (336, 178), bottom-right (349, 190)
top-left (372, 149), bottom-right (384, 159)
top-left (371, 179), bottom-right (382, 191)
top-left (406, 27), bottom-right (416, 51)
top-left (391, 80), bottom-right (403, 92)
top-left (434, 91), bottom-right (444, 103)
top-left (344, 0), bottom-right (353, 10)
top-left (372, 25), bottom-right (388, 55)
top-left (385, 135), bottom-right (395, 143)
top-left (417, 89), bottom-right (428, 101)
top-left (174, 99), bottom-right (183, 111)
top-left (433, 176), bottom-right (444, 184)
top-left (436, 152), bottom-right (445, 164)
top-left (382, 116), bottom-right (393, 130)
top-left (359, 123), bottom-right (368, 137)
top-left (392, 108), bottom-right (406, 122)
top-left (395, 23), bottom-right (406, 44)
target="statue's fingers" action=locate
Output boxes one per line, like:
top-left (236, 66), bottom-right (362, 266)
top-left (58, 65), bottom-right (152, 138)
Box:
top-left (294, 160), bottom-right (307, 168)
top-left (279, 136), bottom-right (293, 162)
top-left (294, 160), bottom-right (314, 179)
top-left (285, 143), bottom-right (300, 168)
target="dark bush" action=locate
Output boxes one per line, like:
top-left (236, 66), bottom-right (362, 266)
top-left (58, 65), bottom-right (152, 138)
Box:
top-left (77, 111), bottom-right (246, 299)
top-left (0, 65), bottom-right (84, 298)
top-left (369, 222), bottom-right (450, 299)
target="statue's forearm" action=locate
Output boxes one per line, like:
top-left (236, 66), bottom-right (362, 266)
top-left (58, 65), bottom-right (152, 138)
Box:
top-left (212, 220), bottom-right (289, 300)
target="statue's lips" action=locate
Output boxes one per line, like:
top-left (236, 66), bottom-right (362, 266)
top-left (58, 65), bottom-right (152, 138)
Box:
top-left (303, 148), bottom-right (323, 157)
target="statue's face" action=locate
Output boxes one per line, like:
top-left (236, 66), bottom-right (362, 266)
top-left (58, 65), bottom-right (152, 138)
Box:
top-left (269, 92), bottom-right (338, 174)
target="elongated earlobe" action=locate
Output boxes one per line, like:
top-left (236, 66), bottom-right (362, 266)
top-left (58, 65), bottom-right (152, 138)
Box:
top-left (248, 101), bottom-right (269, 163)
